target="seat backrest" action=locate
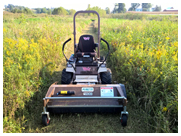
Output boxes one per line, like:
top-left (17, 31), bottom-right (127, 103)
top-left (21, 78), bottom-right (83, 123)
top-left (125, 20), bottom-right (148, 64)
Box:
top-left (78, 35), bottom-right (95, 52)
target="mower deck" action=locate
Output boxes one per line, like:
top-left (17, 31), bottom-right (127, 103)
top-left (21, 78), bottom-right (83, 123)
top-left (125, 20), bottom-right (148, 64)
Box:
top-left (43, 84), bottom-right (127, 112)
top-left (43, 83), bottom-right (127, 113)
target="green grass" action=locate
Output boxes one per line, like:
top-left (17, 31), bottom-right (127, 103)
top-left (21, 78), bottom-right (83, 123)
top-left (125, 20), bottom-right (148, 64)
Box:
top-left (100, 18), bottom-right (178, 132)
top-left (3, 13), bottom-right (91, 132)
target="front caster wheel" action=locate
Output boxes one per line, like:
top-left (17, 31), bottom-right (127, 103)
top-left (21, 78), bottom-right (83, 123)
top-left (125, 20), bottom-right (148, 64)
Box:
top-left (42, 114), bottom-right (50, 126)
top-left (121, 114), bottom-right (128, 127)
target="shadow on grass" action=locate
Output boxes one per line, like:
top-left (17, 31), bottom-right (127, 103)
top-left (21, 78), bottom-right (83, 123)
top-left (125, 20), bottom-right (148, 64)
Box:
top-left (22, 63), bottom-right (63, 132)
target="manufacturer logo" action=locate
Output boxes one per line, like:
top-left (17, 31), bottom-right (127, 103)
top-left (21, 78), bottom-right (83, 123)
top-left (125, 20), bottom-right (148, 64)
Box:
top-left (83, 37), bottom-right (90, 40)
top-left (82, 67), bottom-right (91, 71)
top-left (82, 87), bottom-right (94, 92)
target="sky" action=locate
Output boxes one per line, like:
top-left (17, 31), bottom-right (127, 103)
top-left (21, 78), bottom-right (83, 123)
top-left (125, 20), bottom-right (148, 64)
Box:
top-left (2, 0), bottom-right (179, 11)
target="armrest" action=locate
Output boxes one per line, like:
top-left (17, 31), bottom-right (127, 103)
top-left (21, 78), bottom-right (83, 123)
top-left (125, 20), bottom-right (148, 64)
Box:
top-left (94, 43), bottom-right (98, 47)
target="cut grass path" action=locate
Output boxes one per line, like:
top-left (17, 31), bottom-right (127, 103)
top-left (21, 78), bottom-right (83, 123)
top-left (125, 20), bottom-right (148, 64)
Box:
top-left (23, 22), bottom-right (152, 133)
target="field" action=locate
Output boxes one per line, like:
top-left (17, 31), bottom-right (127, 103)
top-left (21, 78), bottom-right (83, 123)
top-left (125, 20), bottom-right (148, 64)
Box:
top-left (126, 11), bottom-right (178, 14)
top-left (3, 12), bottom-right (178, 133)
top-left (100, 18), bottom-right (178, 132)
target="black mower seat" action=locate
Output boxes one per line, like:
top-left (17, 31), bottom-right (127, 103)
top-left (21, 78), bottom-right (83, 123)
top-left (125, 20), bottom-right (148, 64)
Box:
top-left (76, 35), bottom-right (97, 57)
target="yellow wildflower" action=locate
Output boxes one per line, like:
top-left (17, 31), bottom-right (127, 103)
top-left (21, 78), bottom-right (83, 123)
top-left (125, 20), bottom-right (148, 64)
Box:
top-left (136, 45), bottom-right (139, 50)
top-left (19, 32), bottom-right (23, 36)
top-left (172, 42), bottom-right (178, 47)
top-left (156, 50), bottom-right (162, 59)
top-left (3, 28), bottom-right (6, 32)
top-left (165, 37), bottom-right (170, 40)
top-left (148, 52), bottom-right (152, 57)
top-left (25, 90), bottom-right (30, 97)
top-left (162, 107), bottom-right (167, 112)
top-left (6, 51), bottom-right (10, 55)
top-left (18, 63), bottom-right (22, 69)
top-left (140, 43), bottom-right (143, 49)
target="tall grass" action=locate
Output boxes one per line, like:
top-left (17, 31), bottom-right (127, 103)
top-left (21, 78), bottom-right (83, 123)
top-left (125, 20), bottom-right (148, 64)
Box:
top-left (100, 18), bottom-right (178, 132)
top-left (103, 13), bottom-right (178, 22)
top-left (3, 13), bottom-right (91, 132)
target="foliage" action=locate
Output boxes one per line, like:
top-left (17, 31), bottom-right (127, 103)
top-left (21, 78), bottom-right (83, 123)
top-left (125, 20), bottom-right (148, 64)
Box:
top-left (4, 4), bottom-right (33, 14)
top-left (105, 7), bottom-right (110, 14)
top-left (3, 13), bottom-right (91, 132)
top-left (35, 8), bottom-right (41, 13)
top-left (154, 5), bottom-right (162, 11)
top-left (52, 7), bottom-right (68, 15)
top-left (104, 13), bottom-right (177, 22)
top-left (5, 4), bottom-right (25, 11)
top-left (86, 4), bottom-right (106, 16)
top-left (128, 3), bottom-right (140, 11)
top-left (41, 8), bottom-right (47, 13)
top-left (142, 3), bottom-right (152, 11)
top-left (69, 9), bottom-right (76, 15)
top-left (100, 18), bottom-right (178, 132)
top-left (113, 3), bottom-right (126, 13)
top-left (47, 9), bottom-right (52, 15)
top-left (23, 8), bottom-right (33, 14)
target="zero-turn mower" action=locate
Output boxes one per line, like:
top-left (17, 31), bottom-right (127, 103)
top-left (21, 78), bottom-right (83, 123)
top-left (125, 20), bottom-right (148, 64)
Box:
top-left (42, 10), bottom-right (128, 127)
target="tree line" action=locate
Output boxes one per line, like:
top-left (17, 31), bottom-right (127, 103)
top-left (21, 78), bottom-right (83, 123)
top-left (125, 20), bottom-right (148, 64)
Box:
top-left (111, 3), bottom-right (161, 13)
top-left (4, 4), bottom-right (76, 15)
top-left (4, 3), bottom-right (161, 15)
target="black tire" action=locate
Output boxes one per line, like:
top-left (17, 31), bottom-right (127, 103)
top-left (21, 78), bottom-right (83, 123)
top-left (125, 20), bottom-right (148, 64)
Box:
top-left (61, 68), bottom-right (72, 84)
top-left (120, 84), bottom-right (127, 98)
top-left (100, 68), bottom-right (112, 84)
top-left (42, 114), bottom-right (50, 126)
top-left (121, 114), bottom-right (127, 127)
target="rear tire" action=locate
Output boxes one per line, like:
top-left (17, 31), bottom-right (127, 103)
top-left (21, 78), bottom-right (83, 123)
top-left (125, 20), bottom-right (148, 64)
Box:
top-left (100, 68), bottom-right (112, 84)
top-left (61, 68), bottom-right (72, 84)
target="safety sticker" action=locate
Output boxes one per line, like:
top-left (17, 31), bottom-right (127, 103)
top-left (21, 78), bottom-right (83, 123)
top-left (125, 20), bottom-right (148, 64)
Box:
top-left (82, 87), bottom-right (94, 92)
top-left (100, 87), bottom-right (114, 97)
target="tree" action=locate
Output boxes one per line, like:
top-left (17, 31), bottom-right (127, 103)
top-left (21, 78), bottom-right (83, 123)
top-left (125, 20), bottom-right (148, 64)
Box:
top-left (154, 5), bottom-right (161, 11)
top-left (128, 3), bottom-right (140, 11)
top-left (11, 8), bottom-right (18, 13)
top-left (69, 9), bottom-right (76, 15)
top-left (105, 7), bottom-right (110, 14)
top-left (52, 7), bottom-right (68, 15)
top-left (113, 3), bottom-right (126, 13)
top-left (41, 8), bottom-right (47, 13)
top-left (86, 5), bottom-right (106, 16)
top-left (8, 4), bottom-right (14, 11)
top-left (36, 8), bottom-right (41, 13)
top-left (88, 4), bottom-right (91, 10)
top-left (47, 9), bottom-right (52, 15)
top-left (23, 7), bottom-right (33, 14)
top-left (142, 3), bottom-right (152, 11)
top-left (118, 3), bottom-right (126, 13)
top-left (17, 9), bottom-right (23, 13)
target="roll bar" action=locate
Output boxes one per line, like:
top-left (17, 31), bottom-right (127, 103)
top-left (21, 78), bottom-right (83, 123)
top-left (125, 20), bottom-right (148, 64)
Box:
top-left (73, 10), bottom-right (100, 58)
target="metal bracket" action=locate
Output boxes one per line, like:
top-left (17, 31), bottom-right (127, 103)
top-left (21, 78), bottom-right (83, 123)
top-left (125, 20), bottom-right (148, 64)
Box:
top-left (120, 106), bottom-right (128, 120)
top-left (42, 107), bottom-right (50, 121)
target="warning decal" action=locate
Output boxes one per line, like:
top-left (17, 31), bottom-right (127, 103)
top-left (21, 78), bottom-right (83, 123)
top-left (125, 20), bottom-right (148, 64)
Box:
top-left (100, 87), bottom-right (114, 97)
